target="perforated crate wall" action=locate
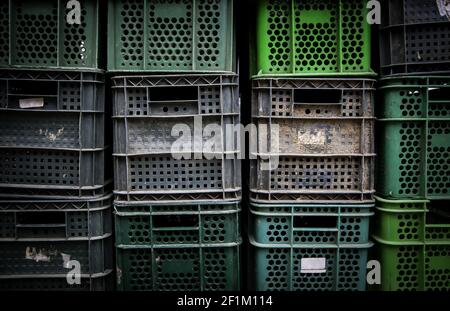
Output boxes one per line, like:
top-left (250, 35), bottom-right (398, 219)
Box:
top-left (112, 74), bottom-right (241, 202)
top-left (250, 78), bottom-right (375, 203)
top-left (249, 240), bottom-right (371, 291)
top-left (380, 0), bottom-right (450, 76)
top-left (0, 0), bottom-right (104, 70)
top-left (0, 148), bottom-right (107, 199)
top-left (250, 203), bottom-right (372, 245)
top-left (108, 0), bottom-right (235, 72)
top-left (377, 77), bottom-right (450, 200)
top-left (254, 0), bottom-right (372, 76)
top-left (0, 237), bottom-right (113, 276)
top-left (116, 244), bottom-right (240, 291)
top-left (0, 195), bottom-right (112, 240)
top-left (115, 201), bottom-right (240, 245)
top-left (0, 272), bottom-right (114, 291)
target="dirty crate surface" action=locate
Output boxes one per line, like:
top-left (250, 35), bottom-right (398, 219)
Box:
top-left (250, 78), bottom-right (375, 203)
top-left (249, 203), bottom-right (373, 245)
top-left (372, 196), bottom-right (450, 291)
top-left (0, 70), bottom-right (109, 199)
top-left (0, 0), bottom-right (104, 70)
top-left (377, 77), bottom-right (450, 200)
top-left (380, 0), bottom-right (450, 76)
top-left (115, 201), bottom-right (240, 245)
top-left (108, 0), bottom-right (235, 72)
top-left (116, 243), bottom-right (241, 291)
top-left (249, 236), bottom-right (371, 291)
top-left (254, 0), bottom-right (372, 76)
top-left (113, 74), bottom-right (241, 202)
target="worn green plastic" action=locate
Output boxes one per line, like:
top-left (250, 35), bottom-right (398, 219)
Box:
top-left (250, 203), bottom-right (373, 245)
top-left (116, 242), bottom-right (241, 291)
top-left (0, 0), bottom-right (104, 70)
top-left (254, 0), bottom-right (373, 76)
top-left (108, 0), bottom-right (235, 72)
top-left (114, 201), bottom-right (240, 245)
top-left (377, 77), bottom-right (450, 200)
top-left (372, 196), bottom-right (450, 291)
top-left (249, 236), bottom-right (371, 291)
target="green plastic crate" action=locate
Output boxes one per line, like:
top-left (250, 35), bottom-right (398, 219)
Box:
top-left (377, 76), bottom-right (450, 200)
top-left (116, 242), bottom-right (241, 291)
top-left (250, 203), bottom-right (373, 245)
top-left (254, 0), bottom-right (373, 76)
top-left (249, 236), bottom-right (372, 291)
top-left (0, 0), bottom-right (104, 70)
top-left (115, 201), bottom-right (240, 245)
top-left (108, 0), bottom-right (235, 72)
top-left (372, 196), bottom-right (450, 291)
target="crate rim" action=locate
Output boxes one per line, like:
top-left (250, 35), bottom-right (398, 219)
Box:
top-left (252, 72), bottom-right (378, 79)
top-left (116, 239), bottom-right (242, 250)
top-left (371, 234), bottom-right (450, 247)
top-left (0, 269), bottom-right (114, 280)
top-left (249, 204), bottom-right (374, 217)
top-left (374, 195), bottom-right (429, 204)
top-left (248, 234), bottom-right (373, 249)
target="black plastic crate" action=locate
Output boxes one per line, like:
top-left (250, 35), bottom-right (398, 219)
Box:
top-left (0, 195), bottom-right (113, 240)
top-left (112, 74), bottom-right (241, 202)
top-left (380, 0), bottom-right (450, 76)
top-left (0, 271), bottom-right (114, 291)
top-left (250, 78), bottom-right (376, 203)
top-left (0, 70), bottom-right (110, 199)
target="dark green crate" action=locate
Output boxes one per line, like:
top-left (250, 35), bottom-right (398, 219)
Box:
top-left (108, 0), bottom-right (235, 72)
top-left (377, 76), bottom-right (450, 200)
top-left (250, 203), bottom-right (373, 245)
top-left (253, 0), bottom-right (373, 76)
top-left (0, 0), bottom-right (104, 70)
top-left (116, 243), bottom-right (241, 291)
top-left (249, 237), bottom-right (371, 291)
top-left (372, 196), bottom-right (450, 291)
top-left (115, 201), bottom-right (240, 245)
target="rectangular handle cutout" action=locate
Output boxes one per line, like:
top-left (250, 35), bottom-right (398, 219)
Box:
top-left (294, 89), bottom-right (342, 105)
top-left (294, 216), bottom-right (337, 228)
top-left (153, 215), bottom-right (198, 228)
top-left (150, 86), bottom-right (198, 102)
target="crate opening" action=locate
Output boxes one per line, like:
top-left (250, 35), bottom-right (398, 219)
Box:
top-left (17, 212), bottom-right (65, 226)
top-left (294, 89), bottom-right (342, 104)
top-left (149, 87), bottom-right (198, 102)
top-left (293, 216), bottom-right (337, 228)
top-left (9, 80), bottom-right (57, 97)
top-left (153, 215), bottom-right (199, 228)
top-left (427, 201), bottom-right (450, 225)
top-left (429, 87), bottom-right (450, 101)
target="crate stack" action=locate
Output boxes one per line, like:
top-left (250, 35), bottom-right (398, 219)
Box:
top-left (248, 0), bottom-right (376, 291)
top-left (374, 0), bottom-right (450, 291)
top-left (108, 0), bottom-right (241, 291)
top-left (0, 0), bottom-right (113, 291)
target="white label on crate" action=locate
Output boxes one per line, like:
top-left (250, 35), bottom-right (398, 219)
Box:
top-left (436, 0), bottom-right (450, 20)
top-left (19, 98), bottom-right (44, 108)
top-left (298, 129), bottom-right (326, 145)
top-left (301, 258), bottom-right (326, 274)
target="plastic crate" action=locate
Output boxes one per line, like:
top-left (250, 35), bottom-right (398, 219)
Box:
top-left (0, 195), bottom-right (113, 240)
top-left (112, 74), bottom-right (241, 202)
top-left (0, 236), bottom-right (113, 276)
top-left (249, 236), bottom-right (372, 291)
top-left (253, 0), bottom-right (372, 76)
top-left (0, 270), bottom-right (114, 291)
top-left (372, 196), bottom-right (450, 291)
top-left (377, 76), bottom-right (450, 200)
top-left (380, 0), bottom-right (450, 76)
top-left (250, 203), bottom-right (373, 245)
top-left (116, 243), bottom-right (241, 291)
top-left (0, 0), bottom-right (104, 70)
top-left (108, 0), bottom-right (235, 72)
top-left (115, 201), bottom-right (240, 245)
top-left (250, 78), bottom-right (375, 203)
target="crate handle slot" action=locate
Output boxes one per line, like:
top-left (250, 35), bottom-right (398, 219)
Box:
top-left (16, 212), bottom-right (66, 228)
top-left (293, 216), bottom-right (338, 229)
top-left (428, 87), bottom-right (450, 102)
top-left (293, 89), bottom-right (342, 106)
top-left (149, 87), bottom-right (198, 102)
top-left (152, 214), bottom-right (199, 229)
